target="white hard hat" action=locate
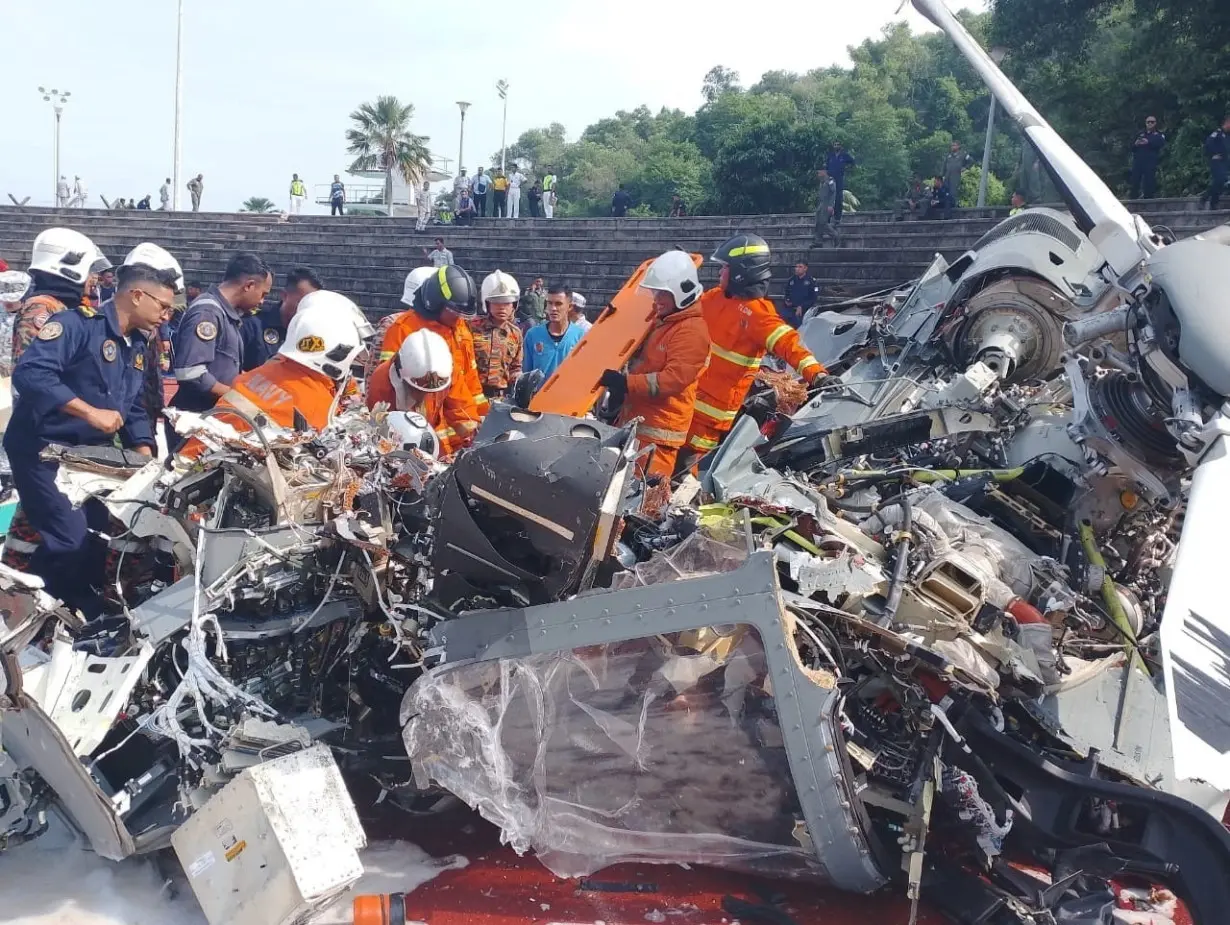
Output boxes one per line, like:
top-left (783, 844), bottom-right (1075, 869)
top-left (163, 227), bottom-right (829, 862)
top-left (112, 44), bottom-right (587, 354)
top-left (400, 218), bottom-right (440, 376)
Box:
top-left (396, 329), bottom-right (452, 393)
top-left (386, 410), bottom-right (441, 459)
top-left (279, 290), bottom-right (374, 380)
top-left (0, 271), bottom-right (32, 304)
top-left (480, 269), bottom-right (520, 305)
top-left (29, 228), bottom-right (106, 286)
top-left (401, 267), bottom-right (437, 307)
top-left (640, 251), bottom-right (701, 309)
top-left (123, 242), bottom-right (185, 294)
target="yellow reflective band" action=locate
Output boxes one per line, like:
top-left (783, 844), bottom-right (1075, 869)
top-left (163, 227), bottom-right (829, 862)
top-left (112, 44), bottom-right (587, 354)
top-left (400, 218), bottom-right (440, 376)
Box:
top-left (437, 266), bottom-right (453, 300)
top-left (689, 434), bottom-right (722, 450)
top-left (440, 428), bottom-right (457, 439)
top-left (710, 343), bottom-right (762, 369)
top-left (799, 357), bottom-right (822, 372)
top-left (727, 244), bottom-right (770, 257)
top-left (693, 399), bottom-right (738, 422)
top-left (646, 372), bottom-right (660, 398)
top-left (475, 393), bottom-right (490, 406)
top-left (379, 350), bottom-right (394, 361)
top-left (765, 324), bottom-right (793, 352)
top-left (638, 424), bottom-right (688, 444)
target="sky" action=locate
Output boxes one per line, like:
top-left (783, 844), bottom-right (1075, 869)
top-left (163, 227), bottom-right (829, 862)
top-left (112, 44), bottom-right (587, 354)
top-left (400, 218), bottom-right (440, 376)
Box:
top-left (5, 0), bottom-right (984, 214)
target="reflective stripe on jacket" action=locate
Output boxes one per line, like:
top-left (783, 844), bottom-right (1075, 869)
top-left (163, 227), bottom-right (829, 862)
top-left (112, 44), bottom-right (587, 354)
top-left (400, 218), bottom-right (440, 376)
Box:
top-left (691, 287), bottom-right (824, 428)
top-left (365, 359), bottom-right (475, 455)
top-left (616, 301), bottom-right (710, 449)
top-left (380, 312), bottom-right (486, 423)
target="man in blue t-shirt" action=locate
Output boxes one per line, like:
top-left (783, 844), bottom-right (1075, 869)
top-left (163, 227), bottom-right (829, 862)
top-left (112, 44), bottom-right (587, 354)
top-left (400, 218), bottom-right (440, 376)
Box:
top-left (522, 284), bottom-right (585, 378)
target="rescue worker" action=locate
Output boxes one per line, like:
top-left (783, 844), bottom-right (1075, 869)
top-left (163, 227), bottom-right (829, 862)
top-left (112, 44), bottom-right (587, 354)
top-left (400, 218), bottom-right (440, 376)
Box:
top-left (170, 252), bottom-right (272, 416)
top-left (11, 229), bottom-right (110, 368)
top-left (379, 265), bottom-right (487, 424)
top-left (598, 251), bottom-right (710, 481)
top-left (4, 251), bottom-right (178, 616)
top-left (472, 270), bottom-right (523, 400)
top-left (241, 265), bottom-right (324, 369)
top-left (187, 291), bottom-right (373, 447)
top-left (1129, 117), bottom-right (1166, 200)
top-left (366, 329), bottom-right (474, 457)
top-left (683, 233), bottom-right (827, 467)
top-left (366, 267), bottom-right (435, 381)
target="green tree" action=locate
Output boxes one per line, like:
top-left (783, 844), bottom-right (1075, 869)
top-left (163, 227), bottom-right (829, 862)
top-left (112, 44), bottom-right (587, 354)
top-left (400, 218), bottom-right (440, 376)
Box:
top-left (240, 197), bottom-right (277, 213)
top-left (701, 66), bottom-right (742, 104)
top-left (346, 96), bottom-right (432, 213)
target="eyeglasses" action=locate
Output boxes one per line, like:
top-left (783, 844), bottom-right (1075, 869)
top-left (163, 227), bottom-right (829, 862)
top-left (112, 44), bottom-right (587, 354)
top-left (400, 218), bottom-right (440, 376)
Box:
top-left (137, 289), bottom-right (175, 316)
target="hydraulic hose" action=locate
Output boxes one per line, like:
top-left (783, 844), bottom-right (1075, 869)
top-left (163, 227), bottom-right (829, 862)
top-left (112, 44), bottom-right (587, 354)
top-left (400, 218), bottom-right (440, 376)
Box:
top-left (1079, 520), bottom-right (1148, 674)
top-left (881, 492), bottom-right (913, 627)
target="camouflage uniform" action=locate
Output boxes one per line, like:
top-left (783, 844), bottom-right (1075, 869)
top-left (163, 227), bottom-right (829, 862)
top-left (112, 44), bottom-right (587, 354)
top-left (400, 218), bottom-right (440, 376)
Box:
top-left (470, 316), bottom-right (523, 397)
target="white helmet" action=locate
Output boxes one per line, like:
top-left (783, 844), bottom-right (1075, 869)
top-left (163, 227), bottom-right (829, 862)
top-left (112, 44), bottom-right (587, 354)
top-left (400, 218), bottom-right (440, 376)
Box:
top-left (480, 269), bottom-right (520, 306)
top-left (0, 271), bottom-right (32, 305)
top-left (386, 411), bottom-right (441, 459)
top-left (123, 242), bottom-right (185, 294)
top-left (396, 329), bottom-right (452, 393)
top-left (640, 251), bottom-right (701, 309)
top-left (570, 292), bottom-right (587, 312)
top-left (401, 267), bottom-right (437, 307)
top-left (29, 228), bottom-right (106, 286)
top-left (279, 290), bottom-right (374, 380)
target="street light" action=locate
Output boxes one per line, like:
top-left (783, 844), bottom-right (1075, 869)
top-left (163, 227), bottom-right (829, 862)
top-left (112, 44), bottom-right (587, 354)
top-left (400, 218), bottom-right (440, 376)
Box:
top-left (456, 101), bottom-right (471, 178)
top-left (38, 87), bottom-right (71, 206)
top-left (496, 81), bottom-right (509, 174)
top-left (173, 0), bottom-right (185, 211)
top-left (977, 45), bottom-right (1009, 208)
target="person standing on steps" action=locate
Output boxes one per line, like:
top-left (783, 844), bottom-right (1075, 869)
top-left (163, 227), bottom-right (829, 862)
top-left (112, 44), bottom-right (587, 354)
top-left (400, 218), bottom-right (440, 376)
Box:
top-left (425, 238), bottom-right (454, 267)
top-left (528, 181), bottom-right (543, 218)
top-left (942, 141), bottom-right (973, 212)
top-left (825, 142), bottom-right (856, 225)
top-left (611, 184), bottom-right (633, 217)
top-left (187, 174), bottom-right (204, 211)
top-left (417, 181), bottom-right (432, 230)
top-left (1129, 116), bottom-right (1166, 200)
top-left (159, 178), bottom-right (171, 210)
top-left (472, 167), bottom-right (490, 217)
top-left (491, 170), bottom-right (509, 217)
top-left (541, 167), bottom-right (558, 218)
top-left (508, 165), bottom-right (526, 218)
top-left (56, 176), bottom-right (70, 208)
top-left (1204, 115), bottom-right (1230, 212)
top-left (330, 174), bottom-right (346, 215)
top-left (69, 176), bottom-right (88, 208)
top-left (289, 173), bottom-right (307, 214)
top-left (814, 169), bottom-right (841, 247)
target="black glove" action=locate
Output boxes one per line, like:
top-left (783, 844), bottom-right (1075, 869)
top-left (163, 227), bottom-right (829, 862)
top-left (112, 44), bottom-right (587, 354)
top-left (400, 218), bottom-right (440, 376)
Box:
top-left (808, 373), bottom-right (840, 395)
top-left (599, 369), bottom-right (627, 406)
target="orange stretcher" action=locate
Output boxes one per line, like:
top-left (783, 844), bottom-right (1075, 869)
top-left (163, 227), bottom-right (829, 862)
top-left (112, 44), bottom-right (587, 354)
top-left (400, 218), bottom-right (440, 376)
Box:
top-left (529, 253), bottom-right (704, 417)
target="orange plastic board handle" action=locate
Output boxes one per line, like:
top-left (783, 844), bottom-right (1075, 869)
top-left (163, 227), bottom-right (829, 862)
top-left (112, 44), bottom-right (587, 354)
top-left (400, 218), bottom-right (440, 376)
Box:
top-left (529, 253), bottom-right (703, 417)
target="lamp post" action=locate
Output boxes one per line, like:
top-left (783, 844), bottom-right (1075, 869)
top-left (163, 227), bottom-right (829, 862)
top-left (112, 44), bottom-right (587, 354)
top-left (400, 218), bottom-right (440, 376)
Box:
top-left (456, 101), bottom-right (471, 178)
top-left (977, 45), bottom-right (1009, 209)
top-left (496, 81), bottom-right (509, 173)
top-left (173, 0), bottom-right (185, 210)
top-left (38, 87), bottom-right (71, 206)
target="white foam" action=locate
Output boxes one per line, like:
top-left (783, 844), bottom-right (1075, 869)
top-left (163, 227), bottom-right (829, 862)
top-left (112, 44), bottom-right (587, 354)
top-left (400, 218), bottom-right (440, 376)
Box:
top-left (0, 839), bottom-right (467, 925)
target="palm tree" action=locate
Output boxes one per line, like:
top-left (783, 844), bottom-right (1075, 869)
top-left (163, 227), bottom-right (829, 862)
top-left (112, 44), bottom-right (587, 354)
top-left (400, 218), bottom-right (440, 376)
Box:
top-left (241, 197), bottom-right (278, 213)
top-left (346, 96), bottom-right (432, 214)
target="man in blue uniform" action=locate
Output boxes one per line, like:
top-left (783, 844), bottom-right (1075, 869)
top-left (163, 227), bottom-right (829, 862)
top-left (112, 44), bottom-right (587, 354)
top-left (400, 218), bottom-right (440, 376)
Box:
top-left (170, 252), bottom-right (271, 414)
top-left (241, 266), bottom-right (324, 370)
top-left (825, 142), bottom-right (856, 225)
top-left (1204, 115), bottom-right (1230, 212)
top-left (1129, 116), bottom-right (1166, 200)
top-left (4, 257), bottom-right (177, 616)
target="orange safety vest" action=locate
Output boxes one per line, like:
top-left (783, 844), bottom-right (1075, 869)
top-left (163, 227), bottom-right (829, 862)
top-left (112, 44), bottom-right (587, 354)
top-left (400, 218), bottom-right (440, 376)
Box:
top-left (181, 355), bottom-right (339, 455)
top-left (616, 301), bottom-right (710, 449)
top-left (366, 359), bottom-right (476, 455)
top-left (380, 312), bottom-right (489, 419)
top-left (686, 287), bottom-right (824, 452)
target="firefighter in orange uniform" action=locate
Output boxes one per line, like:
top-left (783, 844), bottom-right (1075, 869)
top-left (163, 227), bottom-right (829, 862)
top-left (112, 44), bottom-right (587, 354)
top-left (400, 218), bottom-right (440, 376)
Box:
top-left (366, 329), bottom-right (475, 457)
top-left (599, 251), bottom-right (710, 480)
top-left (683, 233), bottom-right (827, 466)
top-left (179, 291), bottom-right (372, 451)
top-left (379, 265), bottom-right (488, 421)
